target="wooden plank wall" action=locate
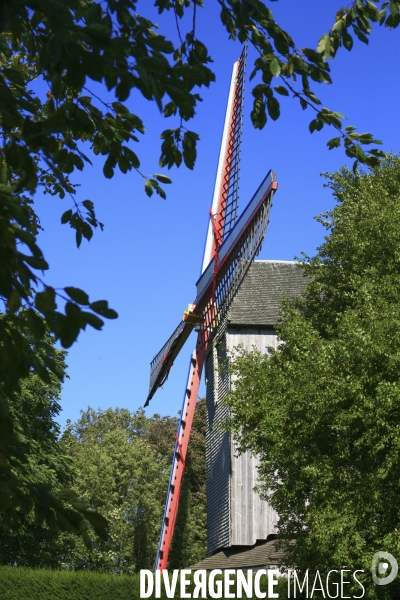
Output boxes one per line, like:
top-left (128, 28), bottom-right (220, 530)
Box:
top-left (205, 329), bottom-right (231, 556)
top-left (227, 328), bottom-right (279, 546)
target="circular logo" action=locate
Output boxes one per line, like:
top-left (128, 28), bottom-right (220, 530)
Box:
top-left (372, 552), bottom-right (398, 585)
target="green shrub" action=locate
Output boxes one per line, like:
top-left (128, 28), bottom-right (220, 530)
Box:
top-left (0, 566), bottom-right (293, 600)
top-left (0, 567), bottom-right (140, 600)
top-left (5, 565), bottom-right (376, 600)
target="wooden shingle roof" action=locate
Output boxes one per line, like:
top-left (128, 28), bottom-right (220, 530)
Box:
top-left (188, 538), bottom-right (292, 571)
top-left (228, 260), bottom-right (308, 327)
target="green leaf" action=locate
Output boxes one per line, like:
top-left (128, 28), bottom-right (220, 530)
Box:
top-left (317, 34), bottom-right (331, 59)
top-left (353, 25), bottom-right (369, 44)
top-left (357, 14), bottom-right (373, 33)
top-left (4, 68), bottom-right (25, 86)
top-left (82, 200), bottom-right (94, 210)
top-left (299, 97), bottom-right (308, 110)
top-left (24, 255), bottom-right (49, 270)
top-left (122, 147), bottom-right (140, 169)
top-left (58, 488), bottom-right (79, 503)
top-left (79, 95), bottom-right (92, 106)
top-left (35, 288), bottom-right (57, 312)
top-left (64, 287), bottom-right (90, 305)
top-left (45, 509), bottom-right (57, 530)
top-left (82, 531), bottom-right (93, 549)
top-left (304, 89), bottom-right (322, 105)
top-left (353, 144), bottom-right (367, 161)
top-left (251, 98), bottom-right (267, 130)
top-left (61, 209), bottom-right (73, 224)
top-left (302, 47), bottom-right (326, 64)
top-left (270, 57), bottom-right (281, 77)
top-left (144, 180), bottom-right (153, 197)
top-left (90, 300), bottom-right (118, 319)
top-left (83, 510), bottom-right (109, 533)
top-left (7, 289), bottom-right (20, 312)
top-left (378, 8), bottom-right (387, 23)
top-left (346, 143), bottom-right (367, 161)
top-left (0, 81), bottom-right (16, 111)
top-left (76, 229), bottom-right (82, 248)
top-left (82, 311), bottom-right (104, 330)
top-left (58, 312), bottom-right (81, 348)
top-left (103, 156), bottom-right (115, 179)
top-left (281, 60), bottom-right (294, 77)
top-left (26, 309), bottom-right (46, 339)
top-left (182, 131), bottom-right (198, 170)
top-left (84, 24), bottom-right (111, 44)
top-left (154, 174), bottom-right (172, 184)
top-left (267, 96), bottom-right (280, 121)
top-left (342, 29), bottom-right (354, 50)
top-left (292, 56), bottom-right (309, 75)
top-left (274, 86), bottom-right (289, 96)
top-left (160, 129), bottom-right (176, 139)
top-left (327, 137), bottom-right (341, 150)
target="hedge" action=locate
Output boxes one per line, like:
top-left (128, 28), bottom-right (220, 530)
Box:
top-left (3, 565), bottom-right (398, 600)
top-left (0, 567), bottom-right (140, 600)
top-left (0, 567), bottom-right (297, 600)
top-left (6, 565), bottom-right (381, 600)
top-left (0, 566), bottom-right (374, 600)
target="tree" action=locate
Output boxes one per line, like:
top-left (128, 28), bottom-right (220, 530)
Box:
top-left (0, 335), bottom-right (107, 565)
top-left (225, 155), bottom-right (400, 595)
top-left (0, 0), bottom-right (396, 529)
top-left (60, 402), bottom-right (206, 572)
top-left (169, 398), bottom-right (207, 569)
top-left (145, 412), bottom-right (180, 463)
top-left (61, 407), bottom-right (173, 572)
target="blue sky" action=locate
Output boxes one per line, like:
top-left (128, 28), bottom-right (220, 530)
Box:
top-left (35, 1), bottom-right (400, 427)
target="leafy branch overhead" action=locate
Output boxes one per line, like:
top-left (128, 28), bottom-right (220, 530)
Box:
top-left (0, 0), bottom-right (214, 363)
top-left (217, 0), bottom-right (393, 171)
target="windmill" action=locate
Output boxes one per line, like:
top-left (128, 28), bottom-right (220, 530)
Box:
top-left (145, 45), bottom-right (278, 571)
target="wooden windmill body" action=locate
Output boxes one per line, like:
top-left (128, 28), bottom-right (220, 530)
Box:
top-left (205, 260), bottom-right (308, 558)
top-left (146, 48), bottom-right (288, 570)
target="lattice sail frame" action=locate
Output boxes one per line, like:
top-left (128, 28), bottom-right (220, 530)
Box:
top-left (196, 172), bottom-right (277, 346)
top-left (147, 47), bottom-right (247, 406)
top-left (146, 170), bottom-right (277, 405)
top-left (146, 321), bottom-right (190, 407)
top-left (217, 44), bottom-right (246, 242)
top-left (202, 45), bottom-right (247, 272)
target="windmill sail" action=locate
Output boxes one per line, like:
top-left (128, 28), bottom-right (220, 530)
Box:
top-left (146, 171), bottom-right (277, 405)
top-left (145, 320), bottom-right (194, 407)
top-left (146, 46), bottom-right (247, 406)
top-left (202, 45), bottom-right (247, 272)
top-left (149, 47), bottom-right (279, 572)
top-left (196, 170), bottom-right (277, 341)
top-left (153, 171), bottom-right (278, 570)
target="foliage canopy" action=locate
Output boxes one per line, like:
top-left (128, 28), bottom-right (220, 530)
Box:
top-left (58, 400), bottom-right (206, 572)
top-left (0, 399), bottom-right (206, 571)
top-left (61, 406), bottom-right (171, 572)
top-left (225, 155), bottom-right (400, 594)
top-left (0, 335), bottom-right (108, 559)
